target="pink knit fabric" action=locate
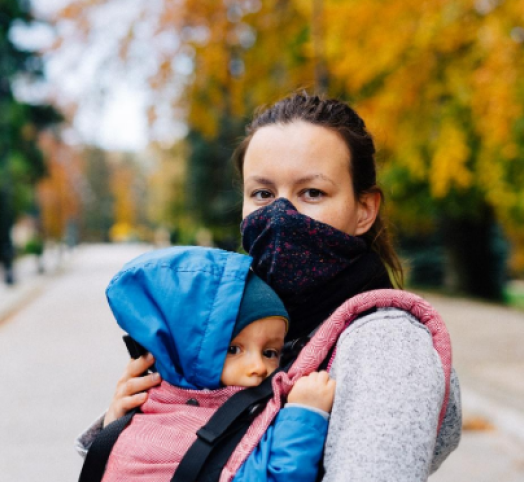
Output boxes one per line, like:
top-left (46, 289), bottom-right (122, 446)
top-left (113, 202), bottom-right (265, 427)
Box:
top-left (103, 290), bottom-right (451, 482)
top-left (102, 382), bottom-right (244, 482)
top-left (220, 289), bottom-right (452, 482)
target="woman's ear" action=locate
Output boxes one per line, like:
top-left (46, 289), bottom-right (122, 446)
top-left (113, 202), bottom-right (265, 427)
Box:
top-left (355, 191), bottom-right (381, 236)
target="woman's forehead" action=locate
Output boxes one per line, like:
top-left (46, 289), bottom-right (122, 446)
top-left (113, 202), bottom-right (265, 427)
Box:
top-left (247, 122), bottom-right (349, 156)
top-left (244, 123), bottom-right (351, 181)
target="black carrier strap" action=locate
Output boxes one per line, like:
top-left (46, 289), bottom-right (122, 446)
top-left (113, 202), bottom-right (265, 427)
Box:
top-left (192, 307), bottom-right (379, 482)
top-left (78, 408), bottom-right (139, 482)
top-left (172, 370), bottom-right (279, 482)
top-left (78, 371), bottom-right (279, 482)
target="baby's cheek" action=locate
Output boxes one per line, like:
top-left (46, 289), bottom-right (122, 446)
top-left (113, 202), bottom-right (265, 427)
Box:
top-left (267, 360), bottom-right (280, 375)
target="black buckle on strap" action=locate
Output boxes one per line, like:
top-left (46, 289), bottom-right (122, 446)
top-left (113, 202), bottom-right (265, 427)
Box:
top-left (196, 427), bottom-right (216, 445)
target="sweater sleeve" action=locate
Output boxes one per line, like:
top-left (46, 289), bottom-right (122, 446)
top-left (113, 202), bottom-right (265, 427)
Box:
top-left (234, 406), bottom-right (328, 482)
top-left (74, 413), bottom-right (105, 457)
top-left (323, 308), bottom-right (452, 482)
top-left (431, 366), bottom-right (462, 472)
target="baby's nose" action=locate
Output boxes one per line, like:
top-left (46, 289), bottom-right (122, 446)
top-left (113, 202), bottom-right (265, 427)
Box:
top-left (248, 355), bottom-right (268, 377)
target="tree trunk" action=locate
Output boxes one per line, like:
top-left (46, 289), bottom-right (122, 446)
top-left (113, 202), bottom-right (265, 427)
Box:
top-left (441, 205), bottom-right (507, 300)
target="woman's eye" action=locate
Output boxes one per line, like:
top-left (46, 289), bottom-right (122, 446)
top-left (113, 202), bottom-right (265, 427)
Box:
top-left (302, 188), bottom-right (325, 200)
top-left (251, 190), bottom-right (274, 201)
top-left (227, 346), bottom-right (241, 355)
top-left (263, 349), bottom-right (280, 359)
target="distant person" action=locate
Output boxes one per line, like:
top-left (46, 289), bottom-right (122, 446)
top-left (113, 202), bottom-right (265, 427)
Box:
top-left (0, 191), bottom-right (15, 285)
top-left (78, 246), bottom-right (335, 482)
top-left (0, 242), bottom-right (14, 285)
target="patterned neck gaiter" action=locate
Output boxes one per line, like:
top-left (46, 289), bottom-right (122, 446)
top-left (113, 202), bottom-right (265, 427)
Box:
top-left (241, 198), bottom-right (393, 340)
top-left (241, 198), bottom-right (368, 296)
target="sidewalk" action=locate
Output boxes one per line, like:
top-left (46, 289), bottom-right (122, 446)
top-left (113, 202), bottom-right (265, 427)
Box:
top-left (423, 292), bottom-right (524, 481)
top-left (422, 292), bottom-right (524, 441)
top-left (0, 245), bottom-right (72, 323)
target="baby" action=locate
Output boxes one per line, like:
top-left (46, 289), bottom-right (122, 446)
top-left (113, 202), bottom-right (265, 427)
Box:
top-left (78, 247), bottom-right (335, 482)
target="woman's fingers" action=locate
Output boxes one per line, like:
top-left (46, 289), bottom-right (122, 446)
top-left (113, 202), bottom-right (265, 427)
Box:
top-left (126, 353), bottom-right (156, 378)
top-left (115, 354), bottom-right (159, 395)
top-left (104, 357), bottom-right (162, 427)
top-left (105, 392), bottom-right (148, 427)
top-left (119, 392), bottom-right (148, 412)
top-left (120, 372), bottom-right (161, 397)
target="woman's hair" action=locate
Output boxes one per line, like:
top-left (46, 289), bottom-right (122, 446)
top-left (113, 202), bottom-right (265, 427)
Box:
top-left (233, 92), bottom-right (404, 287)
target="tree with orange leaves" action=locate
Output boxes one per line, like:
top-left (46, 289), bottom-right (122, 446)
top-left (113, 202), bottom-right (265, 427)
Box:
top-left (319, 0), bottom-right (524, 296)
top-left (37, 132), bottom-right (82, 242)
top-left (52, 0), bottom-right (524, 295)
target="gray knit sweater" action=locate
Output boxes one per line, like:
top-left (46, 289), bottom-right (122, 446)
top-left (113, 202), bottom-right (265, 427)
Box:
top-left (76, 308), bottom-right (462, 481)
top-left (324, 308), bottom-right (461, 481)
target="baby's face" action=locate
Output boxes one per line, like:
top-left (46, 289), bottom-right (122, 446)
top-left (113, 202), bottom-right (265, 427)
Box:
top-left (220, 317), bottom-right (286, 387)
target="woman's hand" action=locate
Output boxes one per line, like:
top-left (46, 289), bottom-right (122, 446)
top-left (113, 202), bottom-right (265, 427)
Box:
top-left (287, 370), bottom-right (336, 413)
top-left (103, 353), bottom-right (161, 427)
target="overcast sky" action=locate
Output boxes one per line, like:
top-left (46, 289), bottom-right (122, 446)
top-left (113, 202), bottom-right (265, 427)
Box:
top-left (13, 0), bottom-right (152, 151)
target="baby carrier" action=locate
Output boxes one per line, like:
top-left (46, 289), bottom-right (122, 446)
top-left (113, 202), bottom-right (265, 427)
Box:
top-left (79, 249), bottom-right (452, 482)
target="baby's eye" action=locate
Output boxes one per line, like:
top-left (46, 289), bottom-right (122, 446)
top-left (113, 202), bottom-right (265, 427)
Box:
top-left (263, 349), bottom-right (280, 359)
top-left (227, 346), bottom-right (241, 355)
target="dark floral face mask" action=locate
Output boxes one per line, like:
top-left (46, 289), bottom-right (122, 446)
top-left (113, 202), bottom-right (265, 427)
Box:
top-left (240, 198), bottom-right (368, 296)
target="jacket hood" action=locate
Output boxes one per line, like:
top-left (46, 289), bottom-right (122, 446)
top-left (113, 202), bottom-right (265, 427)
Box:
top-left (106, 246), bottom-right (253, 389)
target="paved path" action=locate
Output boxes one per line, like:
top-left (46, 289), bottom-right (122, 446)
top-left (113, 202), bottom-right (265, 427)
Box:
top-left (1, 244), bottom-right (524, 481)
top-left (425, 293), bottom-right (524, 481)
top-left (0, 246), bottom-right (66, 322)
top-left (1, 244), bottom-right (151, 481)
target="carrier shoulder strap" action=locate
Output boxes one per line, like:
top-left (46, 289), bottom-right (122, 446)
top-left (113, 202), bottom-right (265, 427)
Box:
top-left (287, 289), bottom-right (452, 430)
top-left (78, 371), bottom-right (279, 482)
top-left (172, 369), bottom-right (279, 482)
top-left (215, 290), bottom-right (452, 482)
top-left (78, 408), bottom-right (139, 482)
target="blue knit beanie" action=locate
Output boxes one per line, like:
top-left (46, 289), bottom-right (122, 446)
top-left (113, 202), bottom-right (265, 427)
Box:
top-left (233, 271), bottom-right (289, 339)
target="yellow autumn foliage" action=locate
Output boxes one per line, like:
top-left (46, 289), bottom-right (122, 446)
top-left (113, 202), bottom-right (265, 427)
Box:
top-left (53, 0), bottom-right (524, 269)
top-left (430, 123), bottom-right (472, 198)
top-left (37, 132), bottom-right (82, 240)
top-left (110, 159), bottom-right (137, 229)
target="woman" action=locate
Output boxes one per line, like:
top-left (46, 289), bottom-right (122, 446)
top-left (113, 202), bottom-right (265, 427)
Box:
top-left (79, 93), bottom-right (461, 481)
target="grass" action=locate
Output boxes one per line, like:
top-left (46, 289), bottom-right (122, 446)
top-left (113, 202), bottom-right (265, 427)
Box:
top-left (504, 280), bottom-right (524, 310)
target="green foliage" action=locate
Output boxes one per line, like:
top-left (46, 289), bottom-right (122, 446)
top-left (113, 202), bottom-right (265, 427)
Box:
top-left (23, 235), bottom-right (44, 255)
top-left (398, 232), bottom-right (445, 289)
top-left (81, 148), bottom-right (115, 242)
top-left (185, 119), bottom-right (243, 242)
top-left (504, 282), bottom-right (524, 310)
top-left (0, 0), bottom-right (62, 228)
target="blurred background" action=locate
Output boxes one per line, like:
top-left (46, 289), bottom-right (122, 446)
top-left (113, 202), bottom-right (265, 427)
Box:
top-left (1, 0), bottom-right (524, 480)
top-left (1, 0), bottom-right (524, 300)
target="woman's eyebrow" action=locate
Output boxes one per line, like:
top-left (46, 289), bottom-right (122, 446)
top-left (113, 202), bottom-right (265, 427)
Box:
top-left (244, 176), bottom-right (276, 187)
top-left (296, 174), bottom-right (336, 186)
top-left (245, 174), bottom-right (336, 187)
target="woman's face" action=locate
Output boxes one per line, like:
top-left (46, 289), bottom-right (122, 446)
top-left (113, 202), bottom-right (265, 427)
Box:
top-left (242, 121), bottom-right (377, 236)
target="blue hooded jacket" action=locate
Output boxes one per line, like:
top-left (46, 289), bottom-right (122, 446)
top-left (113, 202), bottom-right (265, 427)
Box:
top-left (106, 246), bottom-right (328, 482)
top-left (106, 246), bottom-right (252, 389)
